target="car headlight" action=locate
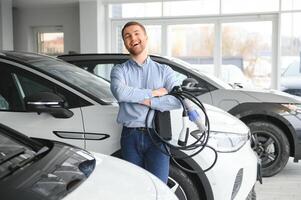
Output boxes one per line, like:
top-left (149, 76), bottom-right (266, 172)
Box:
top-left (191, 130), bottom-right (250, 152)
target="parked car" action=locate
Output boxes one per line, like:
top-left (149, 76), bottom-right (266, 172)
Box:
top-left (0, 51), bottom-right (258, 200)
top-left (0, 123), bottom-right (177, 200)
top-left (280, 60), bottom-right (301, 96)
top-left (59, 53), bottom-right (301, 177)
top-left (191, 64), bottom-right (255, 89)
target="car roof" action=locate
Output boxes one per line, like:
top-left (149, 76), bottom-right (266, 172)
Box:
top-left (58, 53), bottom-right (229, 90)
top-left (0, 51), bottom-right (56, 64)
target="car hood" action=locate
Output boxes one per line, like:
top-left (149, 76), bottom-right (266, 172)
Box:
top-left (171, 103), bottom-right (249, 135)
top-left (235, 88), bottom-right (301, 103)
top-left (204, 103), bottom-right (249, 134)
top-left (64, 153), bottom-right (177, 200)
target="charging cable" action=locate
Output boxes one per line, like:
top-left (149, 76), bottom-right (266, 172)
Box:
top-left (145, 78), bottom-right (218, 173)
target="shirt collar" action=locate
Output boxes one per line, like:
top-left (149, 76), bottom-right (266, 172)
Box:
top-left (129, 56), bottom-right (150, 67)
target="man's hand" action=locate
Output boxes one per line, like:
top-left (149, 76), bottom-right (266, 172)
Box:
top-left (141, 88), bottom-right (167, 107)
top-left (152, 88), bottom-right (168, 97)
top-left (142, 99), bottom-right (151, 107)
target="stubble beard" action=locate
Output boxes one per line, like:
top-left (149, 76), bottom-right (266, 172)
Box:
top-left (127, 44), bottom-right (146, 56)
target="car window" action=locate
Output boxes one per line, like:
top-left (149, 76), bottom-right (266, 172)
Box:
top-left (282, 61), bottom-right (301, 77)
top-left (0, 64), bottom-right (24, 111)
top-left (93, 64), bottom-right (114, 81)
top-left (0, 62), bottom-right (84, 111)
top-left (0, 95), bottom-right (9, 110)
top-left (0, 129), bottom-right (37, 180)
top-left (28, 58), bottom-right (115, 104)
top-left (173, 70), bottom-right (187, 83)
top-left (70, 59), bottom-right (216, 95)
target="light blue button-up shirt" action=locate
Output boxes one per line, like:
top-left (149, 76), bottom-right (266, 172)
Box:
top-left (110, 57), bottom-right (181, 128)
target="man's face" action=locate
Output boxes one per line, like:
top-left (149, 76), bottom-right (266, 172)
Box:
top-left (123, 25), bottom-right (148, 56)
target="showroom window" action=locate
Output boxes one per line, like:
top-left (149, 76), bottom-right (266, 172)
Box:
top-left (163, 0), bottom-right (219, 16)
top-left (109, 2), bottom-right (161, 18)
top-left (221, 0), bottom-right (279, 14)
top-left (221, 21), bottom-right (273, 88)
top-left (108, 0), bottom-right (301, 92)
top-left (37, 32), bottom-right (64, 56)
top-left (281, 0), bottom-right (301, 11)
top-left (33, 26), bottom-right (64, 56)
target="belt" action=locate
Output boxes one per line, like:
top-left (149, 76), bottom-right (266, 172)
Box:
top-left (124, 126), bottom-right (151, 132)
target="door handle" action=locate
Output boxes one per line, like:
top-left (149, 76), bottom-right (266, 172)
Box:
top-left (53, 131), bottom-right (110, 140)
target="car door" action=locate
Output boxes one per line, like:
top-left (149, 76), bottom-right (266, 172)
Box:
top-left (0, 60), bottom-right (85, 148)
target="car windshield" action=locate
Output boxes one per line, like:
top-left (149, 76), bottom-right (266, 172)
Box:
top-left (169, 57), bottom-right (232, 89)
top-left (0, 131), bottom-right (37, 179)
top-left (4, 52), bottom-right (116, 103)
top-left (31, 58), bottom-right (116, 103)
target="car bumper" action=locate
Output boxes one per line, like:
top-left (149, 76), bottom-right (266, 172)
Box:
top-left (195, 140), bottom-right (258, 200)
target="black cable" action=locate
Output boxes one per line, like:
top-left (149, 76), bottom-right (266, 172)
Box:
top-left (145, 87), bottom-right (218, 173)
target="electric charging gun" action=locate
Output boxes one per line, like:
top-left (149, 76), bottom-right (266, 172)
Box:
top-left (175, 79), bottom-right (207, 146)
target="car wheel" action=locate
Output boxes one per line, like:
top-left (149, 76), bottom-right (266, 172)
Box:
top-left (168, 164), bottom-right (200, 200)
top-left (248, 121), bottom-right (290, 177)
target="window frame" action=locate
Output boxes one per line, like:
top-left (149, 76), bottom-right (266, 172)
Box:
top-left (110, 14), bottom-right (279, 89)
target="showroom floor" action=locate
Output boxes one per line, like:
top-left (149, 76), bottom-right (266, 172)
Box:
top-left (256, 158), bottom-right (301, 200)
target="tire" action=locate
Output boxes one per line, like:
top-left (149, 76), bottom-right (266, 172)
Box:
top-left (247, 121), bottom-right (290, 177)
top-left (168, 165), bottom-right (200, 200)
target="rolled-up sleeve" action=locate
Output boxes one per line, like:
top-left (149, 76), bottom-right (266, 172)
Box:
top-left (110, 65), bottom-right (152, 103)
top-left (150, 95), bottom-right (181, 112)
top-left (150, 65), bottom-right (181, 111)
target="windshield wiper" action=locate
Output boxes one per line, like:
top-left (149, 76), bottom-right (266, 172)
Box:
top-left (0, 146), bottom-right (49, 179)
top-left (0, 148), bottom-right (26, 165)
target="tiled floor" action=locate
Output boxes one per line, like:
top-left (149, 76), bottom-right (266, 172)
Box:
top-left (256, 158), bottom-right (301, 200)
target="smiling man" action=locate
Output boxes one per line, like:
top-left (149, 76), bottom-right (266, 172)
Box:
top-left (110, 21), bottom-right (181, 183)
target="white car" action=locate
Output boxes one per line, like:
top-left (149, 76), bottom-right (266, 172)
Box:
top-left (0, 123), bottom-right (177, 200)
top-left (0, 51), bottom-right (259, 200)
top-left (60, 53), bottom-right (301, 177)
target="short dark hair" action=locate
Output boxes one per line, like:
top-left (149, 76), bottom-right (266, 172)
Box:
top-left (121, 21), bottom-right (146, 40)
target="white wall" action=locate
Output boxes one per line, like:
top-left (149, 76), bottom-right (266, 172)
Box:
top-left (13, 4), bottom-right (80, 53)
top-left (0, 0), bottom-right (13, 50)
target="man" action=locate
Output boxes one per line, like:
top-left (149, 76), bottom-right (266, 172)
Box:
top-left (110, 21), bottom-right (181, 183)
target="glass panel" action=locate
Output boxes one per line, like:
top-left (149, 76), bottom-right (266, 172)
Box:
top-left (116, 25), bottom-right (162, 55)
top-left (163, 0), bottom-right (219, 16)
top-left (93, 64), bottom-right (115, 81)
top-left (222, 21), bottom-right (272, 89)
top-left (168, 24), bottom-right (214, 64)
top-left (37, 32), bottom-right (64, 56)
top-left (222, 0), bottom-right (279, 14)
top-left (280, 13), bottom-right (301, 96)
top-left (282, 0), bottom-right (301, 11)
top-left (109, 2), bottom-right (161, 18)
top-left (23, 54), bottom-right (115, 103)
top-left (145, 25), bottom-right (162, 54)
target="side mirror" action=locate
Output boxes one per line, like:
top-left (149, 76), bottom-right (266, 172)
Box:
top-left (181, 78), bottom-right (208, 94)
top-left (24, 92), bottom-right (73, 119)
